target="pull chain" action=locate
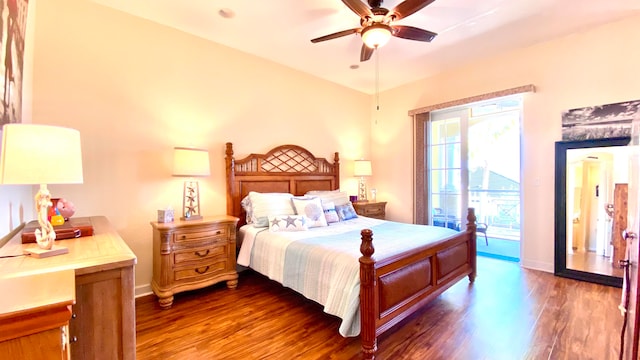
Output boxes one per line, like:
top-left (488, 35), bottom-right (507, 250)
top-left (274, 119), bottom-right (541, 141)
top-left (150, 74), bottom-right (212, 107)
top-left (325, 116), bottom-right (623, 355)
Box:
top-left (375, 47), bottom-right (380, 112)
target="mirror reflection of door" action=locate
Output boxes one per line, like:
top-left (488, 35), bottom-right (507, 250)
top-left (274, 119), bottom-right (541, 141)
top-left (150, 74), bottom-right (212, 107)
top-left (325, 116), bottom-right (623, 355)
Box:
top-left (565, 146), bottom-right (630, 278)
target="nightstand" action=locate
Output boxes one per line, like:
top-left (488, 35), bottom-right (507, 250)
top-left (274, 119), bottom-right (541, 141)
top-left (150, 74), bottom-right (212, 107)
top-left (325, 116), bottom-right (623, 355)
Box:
top-left (353, 201), bottom-right (387, 220)
top-left (150, 215), bottom-right (239, 309)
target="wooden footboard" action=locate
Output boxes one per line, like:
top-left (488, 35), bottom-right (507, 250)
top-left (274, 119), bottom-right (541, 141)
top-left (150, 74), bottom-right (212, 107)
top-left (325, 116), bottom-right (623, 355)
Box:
top-left (359, 208), bottom-right (477, 359)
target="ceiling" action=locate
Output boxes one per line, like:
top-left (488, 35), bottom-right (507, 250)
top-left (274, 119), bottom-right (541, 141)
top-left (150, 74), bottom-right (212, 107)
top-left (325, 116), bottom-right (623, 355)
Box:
top-left (91, 0), bottom-right (640, 94)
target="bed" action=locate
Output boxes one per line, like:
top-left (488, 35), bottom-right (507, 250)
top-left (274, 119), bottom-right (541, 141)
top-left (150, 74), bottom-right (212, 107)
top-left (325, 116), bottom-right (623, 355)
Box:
top-left (225, 143), bottom-right (477, 359)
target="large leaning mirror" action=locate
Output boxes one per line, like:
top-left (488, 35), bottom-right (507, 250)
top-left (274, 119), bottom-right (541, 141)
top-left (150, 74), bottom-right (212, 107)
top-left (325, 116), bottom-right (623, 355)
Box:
top-left (555, 136), bottom-right (631, 287)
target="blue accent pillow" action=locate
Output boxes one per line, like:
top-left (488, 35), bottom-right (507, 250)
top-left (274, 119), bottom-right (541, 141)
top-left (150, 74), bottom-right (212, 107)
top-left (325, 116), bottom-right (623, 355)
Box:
top-left (336, 203), bottom-right (358, 221)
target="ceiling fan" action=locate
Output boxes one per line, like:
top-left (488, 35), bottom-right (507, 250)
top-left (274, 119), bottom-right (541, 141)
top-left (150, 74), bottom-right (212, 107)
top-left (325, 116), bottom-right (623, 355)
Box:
top-left (311, 0), bottom-right (438, 62)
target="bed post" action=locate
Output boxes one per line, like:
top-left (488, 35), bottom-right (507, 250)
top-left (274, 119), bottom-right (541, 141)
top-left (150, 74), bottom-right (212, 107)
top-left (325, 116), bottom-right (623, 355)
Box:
top-left (360, 229), bottom-right (377, 359)
top-left (334, 152), bottom-right (340, 189)
top-left (225, 142), bottom-right (235, 217)
top-left (466, 207), bottom-right (477, 282)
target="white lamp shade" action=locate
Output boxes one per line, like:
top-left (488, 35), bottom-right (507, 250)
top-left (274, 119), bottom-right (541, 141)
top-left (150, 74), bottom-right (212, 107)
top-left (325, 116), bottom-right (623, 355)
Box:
top-left (0, 124), bottom-right (84, 185)
top-left (173, 147), bottom-right (211, 177)
top-left (354, 160), bottom-right (372, 177)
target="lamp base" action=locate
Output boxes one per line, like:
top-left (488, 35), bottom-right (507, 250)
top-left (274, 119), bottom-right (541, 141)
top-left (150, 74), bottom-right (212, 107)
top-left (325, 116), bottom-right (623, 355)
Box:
top-left (180, 215), bottom-right (203, 221)
top-left (23, 245), bottom-right (69, 258)
top-left (181, 180), bottom-right (203, 222)
top-left (358, 177), bottom-right (368, 202)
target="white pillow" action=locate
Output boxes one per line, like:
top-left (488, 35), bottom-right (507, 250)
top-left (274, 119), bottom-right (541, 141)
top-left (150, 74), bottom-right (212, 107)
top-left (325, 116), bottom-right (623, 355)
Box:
top-left (268, 215), bottom-right (309, 232)
top-left (240, 195), bottom-right (253, 224)
top-left (291, 197), bottom-right (328, 228)
top-left (248, 192), bottom-right (295, 228)
top-left (322, 201), bottom-right (340, 223)
top-left (305, 190), bottom-right (350, 206)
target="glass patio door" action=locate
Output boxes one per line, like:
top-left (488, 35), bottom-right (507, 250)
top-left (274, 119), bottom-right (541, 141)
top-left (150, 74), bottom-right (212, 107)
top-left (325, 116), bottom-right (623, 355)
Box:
top-left (424, 95), bottom-right (522, 262)
top-left (428, 96), bottom-right (522, 240)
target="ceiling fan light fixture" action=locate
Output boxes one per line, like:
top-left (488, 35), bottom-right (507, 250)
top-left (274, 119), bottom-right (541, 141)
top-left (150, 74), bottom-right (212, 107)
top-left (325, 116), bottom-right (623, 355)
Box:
top-left (361, 23), bottom-right (392, 48)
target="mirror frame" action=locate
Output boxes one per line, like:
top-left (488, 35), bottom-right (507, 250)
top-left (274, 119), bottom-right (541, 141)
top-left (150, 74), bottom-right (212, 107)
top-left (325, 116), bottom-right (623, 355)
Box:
top-left (554, 136), bottom-right (631, 287)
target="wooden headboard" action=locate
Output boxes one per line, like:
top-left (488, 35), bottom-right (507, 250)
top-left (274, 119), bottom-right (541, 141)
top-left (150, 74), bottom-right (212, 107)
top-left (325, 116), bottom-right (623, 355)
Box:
top-left (225, 143), bottom-right (340, 226)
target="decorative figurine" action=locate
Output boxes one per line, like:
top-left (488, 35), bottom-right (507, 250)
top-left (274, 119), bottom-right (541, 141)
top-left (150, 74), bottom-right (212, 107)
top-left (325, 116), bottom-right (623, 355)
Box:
top-left (56, 198), bottom-right (76, 220)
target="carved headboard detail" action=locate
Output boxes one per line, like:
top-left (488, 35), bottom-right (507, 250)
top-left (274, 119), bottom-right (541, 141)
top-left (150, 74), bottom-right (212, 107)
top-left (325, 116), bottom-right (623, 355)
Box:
top-left (225, 143), bottom-right (340, 226)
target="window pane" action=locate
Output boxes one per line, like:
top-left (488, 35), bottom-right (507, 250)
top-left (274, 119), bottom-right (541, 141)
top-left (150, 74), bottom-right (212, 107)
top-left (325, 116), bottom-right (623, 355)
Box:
top-left (432, 194), bottom-right (443, 219)
top-left (431, 169), bottom-right (446, 192)
top-left (449, 142), bottom-right (461, 168)
top-left (431, 144), bottom-right (446, 169)
top-left (443, 169), bottom-right (461, 193)
top-left (444, 120), bottom-right (460, 142)
top-left (432, 193), bottom-right (462, 231)
top-left (430, 121), bottom-right (447, 145)
top-left (431, 169), bottom-right (461, 194)
top-left (430, 118), bottom-right (460, 145)
top-left (443, 194), bottom-right (461, 219)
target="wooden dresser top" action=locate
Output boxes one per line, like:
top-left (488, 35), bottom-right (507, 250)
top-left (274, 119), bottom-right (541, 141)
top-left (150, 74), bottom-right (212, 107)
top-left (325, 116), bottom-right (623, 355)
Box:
top-left (0, 216), bottom-right (137, 278)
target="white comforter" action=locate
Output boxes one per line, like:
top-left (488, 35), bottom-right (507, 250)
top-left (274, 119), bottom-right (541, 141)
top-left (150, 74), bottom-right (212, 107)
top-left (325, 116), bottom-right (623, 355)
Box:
top-left (237, 217), bottom-right (458, 337)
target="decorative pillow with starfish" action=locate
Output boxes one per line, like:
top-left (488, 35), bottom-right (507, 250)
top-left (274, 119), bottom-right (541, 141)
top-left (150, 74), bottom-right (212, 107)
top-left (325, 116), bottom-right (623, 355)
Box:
top-left (268, 214), bottom-right (309, 232)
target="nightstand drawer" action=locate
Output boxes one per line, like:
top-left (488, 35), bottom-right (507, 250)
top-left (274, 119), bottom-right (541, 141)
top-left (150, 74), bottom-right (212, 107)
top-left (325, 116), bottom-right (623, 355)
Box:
top-left (174, 258), bottom-right (228, 281)
top-left (172, 227), bottom-right (227, 244)
top-left (173, 244), bottom-right (227, 265)
top-left (360, 204), bottom-right (385, 215)
top-left (353, 201), bottom-right (387, 220)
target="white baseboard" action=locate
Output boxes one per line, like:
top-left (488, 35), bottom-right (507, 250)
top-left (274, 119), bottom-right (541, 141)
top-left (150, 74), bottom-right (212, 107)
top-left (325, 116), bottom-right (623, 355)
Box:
top-left (520, 258), bottom-right (553, 273)
top-left (135, 283), bottom-right (153, 298)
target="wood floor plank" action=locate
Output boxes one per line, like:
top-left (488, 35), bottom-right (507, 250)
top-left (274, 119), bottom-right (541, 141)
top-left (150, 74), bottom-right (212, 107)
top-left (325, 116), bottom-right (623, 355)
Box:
top-left (136, 257), bottom-right (623, 360)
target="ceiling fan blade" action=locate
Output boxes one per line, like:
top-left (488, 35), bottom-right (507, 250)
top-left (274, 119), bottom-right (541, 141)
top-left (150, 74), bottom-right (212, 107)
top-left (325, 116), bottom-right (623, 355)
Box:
top-left (311, 28), bottom-right (360, 43)
top-left (390, 0), bottom-right (435, 20)
top-left (342, 0), bottom-right (373, 18)
top-left (360, 44), bottom-right (374, 62)
top-left (392, 25), bottom-right (437, 42)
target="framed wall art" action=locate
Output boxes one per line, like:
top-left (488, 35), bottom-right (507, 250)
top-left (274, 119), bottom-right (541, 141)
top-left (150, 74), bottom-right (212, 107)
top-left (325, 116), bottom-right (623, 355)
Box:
top-left (561, 99), bottom-right (640, 141)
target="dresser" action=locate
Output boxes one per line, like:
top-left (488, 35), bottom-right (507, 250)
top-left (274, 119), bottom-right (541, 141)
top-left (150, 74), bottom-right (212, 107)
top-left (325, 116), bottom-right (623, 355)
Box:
top-left (0, 216), bottom-right (137, 360)
top-left (0, 270), bottom-right (75, 360)
top-left (150, 216), bottom-right (239, 309)
top-left (353, 201), bottom-right (387, 220)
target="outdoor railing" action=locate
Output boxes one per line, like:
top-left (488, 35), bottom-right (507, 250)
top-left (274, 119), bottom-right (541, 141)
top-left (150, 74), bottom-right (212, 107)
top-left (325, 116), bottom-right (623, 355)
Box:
top-left (432, 189), bottom-right (521, 233)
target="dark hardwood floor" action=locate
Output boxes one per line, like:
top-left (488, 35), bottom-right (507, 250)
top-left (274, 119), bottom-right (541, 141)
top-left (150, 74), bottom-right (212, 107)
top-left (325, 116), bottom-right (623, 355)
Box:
top-left (136, 257), bottom-right (624, 359)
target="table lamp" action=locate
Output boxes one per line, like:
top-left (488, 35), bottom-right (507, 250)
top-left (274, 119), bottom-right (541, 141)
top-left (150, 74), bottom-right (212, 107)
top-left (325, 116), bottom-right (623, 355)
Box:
top-left (354, 160), bottom-right (372, 202)
top-left (173, 147), bottom-right (210, 221)
top-left (0, 124), bottom-right (84, 257)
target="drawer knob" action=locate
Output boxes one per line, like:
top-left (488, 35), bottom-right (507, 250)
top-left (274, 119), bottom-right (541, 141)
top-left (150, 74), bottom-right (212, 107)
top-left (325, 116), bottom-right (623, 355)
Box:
top-left (195, 266), bottom-right (210, 274)
top-left (195, 249), bottom-right (210, 257)
top-left (180, 235), bottom-right (187, 240)
top-left (71, 336), bottom-right (78, 343)
top-left (216, 230), bottom-right (221, 235)
top-left (71, 313), bottom-right (77, 319)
